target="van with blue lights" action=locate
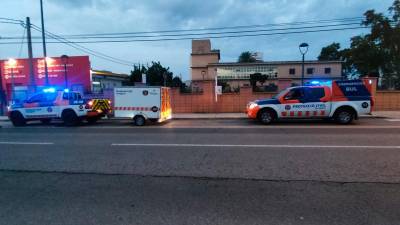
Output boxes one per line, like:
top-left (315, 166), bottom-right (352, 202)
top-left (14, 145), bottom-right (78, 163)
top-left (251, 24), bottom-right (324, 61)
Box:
top-left (7, 88), bottom-right (90, 126)
top-left (246, 80), bottom-right (374, 124)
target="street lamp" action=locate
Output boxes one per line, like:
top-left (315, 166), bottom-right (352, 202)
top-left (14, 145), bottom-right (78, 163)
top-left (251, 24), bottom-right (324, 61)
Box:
top-left (7, 58), bottom-right (17, 103)
top-left (61, 55), bottom-right (69, 88)
top-left (299, 42), bottom-right (309, 86)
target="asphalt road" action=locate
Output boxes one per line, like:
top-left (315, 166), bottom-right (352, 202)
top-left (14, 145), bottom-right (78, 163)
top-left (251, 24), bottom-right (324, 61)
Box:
top-left (1, 170), bottom-right (400, 225)
top-left (0, 118), bottom-right (400, 182)
top-left (1, 118), bottom-right (400, 225)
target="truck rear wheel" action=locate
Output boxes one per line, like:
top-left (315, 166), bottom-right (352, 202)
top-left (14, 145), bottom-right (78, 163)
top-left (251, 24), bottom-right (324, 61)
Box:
top-left (334, 109), bottom-right (354, 125)
top-left (10, 111), bottom-right (26, 127)
top-left (134, 115), bottom-right (146, 126)
top-left (62, 110), bottom-right (79, 126)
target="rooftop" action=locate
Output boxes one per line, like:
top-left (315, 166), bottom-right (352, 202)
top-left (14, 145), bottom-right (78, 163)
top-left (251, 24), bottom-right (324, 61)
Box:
top-left (209, 60), bottom-right (343, 67)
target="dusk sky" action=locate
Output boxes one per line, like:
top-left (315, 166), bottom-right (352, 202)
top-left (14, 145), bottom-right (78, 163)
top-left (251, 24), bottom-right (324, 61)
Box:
top-left (0, 0), bottom-right (394, 80)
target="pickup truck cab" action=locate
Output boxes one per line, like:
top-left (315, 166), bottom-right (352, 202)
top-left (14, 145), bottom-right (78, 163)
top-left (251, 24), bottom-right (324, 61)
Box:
top-left (8, 88), bottom-right (89, 126)
top-left (246, 80), bottom-right (374, 124)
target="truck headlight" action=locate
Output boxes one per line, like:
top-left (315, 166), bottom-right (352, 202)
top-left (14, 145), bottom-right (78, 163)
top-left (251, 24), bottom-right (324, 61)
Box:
top-left (248, 102), bottom-right (258, 110)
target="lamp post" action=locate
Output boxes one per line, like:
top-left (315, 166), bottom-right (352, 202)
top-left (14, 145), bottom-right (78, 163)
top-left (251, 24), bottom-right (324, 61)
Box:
top-left (61, 55), bottom-right (69, 88)
top-left (7, 58), bottom-right (17, 104)
top-left (299, 43), bottom-right (309, 86)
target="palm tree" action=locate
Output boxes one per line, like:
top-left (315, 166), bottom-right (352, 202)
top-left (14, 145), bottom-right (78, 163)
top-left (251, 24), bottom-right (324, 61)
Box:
top-left (238, 51), bottom-right (256, 63)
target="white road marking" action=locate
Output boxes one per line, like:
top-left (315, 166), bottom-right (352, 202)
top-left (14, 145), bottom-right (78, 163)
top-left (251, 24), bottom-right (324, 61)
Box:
top-left (0, 141), bottom-right (54, 145)
top-left (111, 143), bottom-right (400, 149)
top-left (386, 119), bottom-right (400, 122)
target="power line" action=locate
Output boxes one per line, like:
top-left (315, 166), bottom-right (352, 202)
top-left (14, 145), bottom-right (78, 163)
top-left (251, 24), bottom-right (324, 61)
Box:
top-left (29, 24), bottom-right (137, 67)
top-left (52, 17), bottom-right (366, 37)
top-left (1, 22), bottom-right (364, 40)
top-left (0, 17), bottom-right (138, 67)
top-left (1, 25), bottom-right (371, 44)
top-left (0, 17), bottom-right (23, 22)
top-left (17, 25), bottom-right (26, 58)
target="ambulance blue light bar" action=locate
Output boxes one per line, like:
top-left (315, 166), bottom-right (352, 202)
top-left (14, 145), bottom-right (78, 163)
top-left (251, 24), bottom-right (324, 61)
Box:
top-left (306, 80), bottom-right (332, 86)
top-left (311, 81), bottom-right (320, 85)
top-left (64, 88), bottom-right (70, 93)
top-left (43, 87), bottom-right (56, 93)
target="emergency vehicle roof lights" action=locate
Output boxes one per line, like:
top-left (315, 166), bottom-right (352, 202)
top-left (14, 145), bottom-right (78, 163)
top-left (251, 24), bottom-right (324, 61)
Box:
top-left (306, 80), bottom-right (332, 86)
top-left (43, 87), bottom-right (56, 93)
top-left (64, 88), bottom-right (70, 93)
top-left (311, 81), bottom-right (320, 85)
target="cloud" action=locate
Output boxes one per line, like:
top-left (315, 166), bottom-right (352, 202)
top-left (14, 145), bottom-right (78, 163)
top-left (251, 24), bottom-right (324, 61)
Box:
top-left (0, 0), bottom-right (395, 80)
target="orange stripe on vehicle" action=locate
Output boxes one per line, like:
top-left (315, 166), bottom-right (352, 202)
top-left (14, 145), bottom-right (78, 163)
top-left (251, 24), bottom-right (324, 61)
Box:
top-left (290, 111), bottom-right (295, 117)
top-left (281, 112), bottom-right (287, 117)
top-left (320, 110), bottom-right (325, 116)
top-left (297, 111), bottom-right (302, 117)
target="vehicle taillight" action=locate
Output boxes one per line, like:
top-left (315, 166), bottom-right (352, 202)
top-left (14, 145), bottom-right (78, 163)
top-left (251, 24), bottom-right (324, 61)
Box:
top-left (85, 100), bottom-right (93, 109)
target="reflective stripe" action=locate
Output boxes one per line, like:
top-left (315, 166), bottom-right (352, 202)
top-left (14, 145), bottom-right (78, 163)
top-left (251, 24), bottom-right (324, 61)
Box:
top-left (114, 106), bottom-right (153, 111)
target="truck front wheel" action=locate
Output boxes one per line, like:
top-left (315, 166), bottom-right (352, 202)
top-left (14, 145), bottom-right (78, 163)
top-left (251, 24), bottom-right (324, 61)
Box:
top-left (133, 115), bottom-right (146, 126)
top-left (257, 109), bottom-right (276, 125)
top-left (62, 110), bottom-right (79, 126)
top-left (10, 111), bottom-right (26, 127)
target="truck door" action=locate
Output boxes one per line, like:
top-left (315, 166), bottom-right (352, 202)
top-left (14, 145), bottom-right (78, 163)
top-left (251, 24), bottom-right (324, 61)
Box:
top-left (279, 87), bottom-right (306, 118)
top-left (302, 86), bottom-right (331, 117)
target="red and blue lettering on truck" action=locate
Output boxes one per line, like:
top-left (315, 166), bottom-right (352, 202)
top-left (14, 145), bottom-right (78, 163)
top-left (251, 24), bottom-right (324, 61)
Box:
top-left (246, 80), bottom-right (374, 125)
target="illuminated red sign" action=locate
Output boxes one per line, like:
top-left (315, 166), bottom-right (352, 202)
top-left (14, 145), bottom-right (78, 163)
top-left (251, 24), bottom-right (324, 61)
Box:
top-left (0, 55), bottom-right (91, 95)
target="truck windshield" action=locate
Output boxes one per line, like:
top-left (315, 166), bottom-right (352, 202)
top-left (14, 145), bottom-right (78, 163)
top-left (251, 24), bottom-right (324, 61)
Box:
top-left (272, 89), bottom-right (289, 99)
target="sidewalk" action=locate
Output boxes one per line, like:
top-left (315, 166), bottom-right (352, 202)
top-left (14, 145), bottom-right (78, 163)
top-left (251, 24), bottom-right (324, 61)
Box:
top-left (173, 111), bottom-right (400, 119)
top-left (1, 111), bottom-right (399, 121)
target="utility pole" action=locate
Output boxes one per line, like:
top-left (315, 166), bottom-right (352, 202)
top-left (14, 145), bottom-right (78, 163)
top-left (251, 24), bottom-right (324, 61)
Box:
top-left (40, 0), bottom-right (49, 86)
top-left (26, 17), bottom-right (36, 93)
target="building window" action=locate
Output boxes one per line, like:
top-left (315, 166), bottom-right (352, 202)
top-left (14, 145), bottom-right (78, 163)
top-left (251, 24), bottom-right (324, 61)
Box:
top-left (325, 67), bottom-right (331, 74)
top-left (307, 68), bottom-right (314, 75)
top-left (289, 68), bottom-right (296, 75)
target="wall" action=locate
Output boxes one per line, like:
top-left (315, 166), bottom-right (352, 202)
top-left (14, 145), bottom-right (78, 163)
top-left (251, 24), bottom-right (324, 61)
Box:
top-left (171, 79), bottom-right (400, 113)
top-left (171, 81), bottom-right (275, 113)
top-left (375, 91), bottom-right (400, 110)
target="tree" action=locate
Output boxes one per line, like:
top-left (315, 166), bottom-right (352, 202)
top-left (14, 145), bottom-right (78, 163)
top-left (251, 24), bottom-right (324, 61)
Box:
top-left (129, 64), bottom-right (147, 85)
top-left (318, 42), bottom-right (342, 61)
top-left (249, 73), bottom-right (268, 91)
top-left (171, 76), bottom-right (183, 87)
top-left (317, 0), bottom-right (400, 88)
top-left (128, 62), bottom-right (178, 87)
top-left (238, 51), bottom-right (256, 63)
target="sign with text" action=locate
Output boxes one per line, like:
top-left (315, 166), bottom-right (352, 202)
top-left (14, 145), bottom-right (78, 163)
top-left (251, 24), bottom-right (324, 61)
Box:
top-left (0, 56), bottom-right (91, 92)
